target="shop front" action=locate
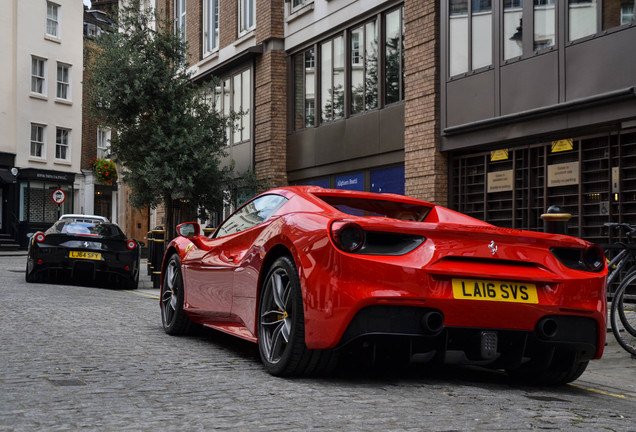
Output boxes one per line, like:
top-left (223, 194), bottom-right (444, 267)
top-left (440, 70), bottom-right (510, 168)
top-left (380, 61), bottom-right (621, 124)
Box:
top-left (17, 168), bottom-right (75, 248)
top-left (0, 152), bottom-right (18, 244)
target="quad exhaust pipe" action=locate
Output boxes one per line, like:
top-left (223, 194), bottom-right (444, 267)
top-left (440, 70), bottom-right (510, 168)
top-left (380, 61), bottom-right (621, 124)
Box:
top-left (537, 317), bottom-right (559, 339)
top-left (421, 311), bottom-right (444, 335)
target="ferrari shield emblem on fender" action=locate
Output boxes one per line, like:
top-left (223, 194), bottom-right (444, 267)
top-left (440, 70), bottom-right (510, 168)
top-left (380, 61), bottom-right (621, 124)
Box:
top-left (488, 241), bottom-right (498, 255)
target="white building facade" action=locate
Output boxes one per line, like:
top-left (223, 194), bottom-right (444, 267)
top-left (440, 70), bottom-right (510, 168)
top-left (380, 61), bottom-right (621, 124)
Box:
top-left (0, 0), bottom-right (84, 247)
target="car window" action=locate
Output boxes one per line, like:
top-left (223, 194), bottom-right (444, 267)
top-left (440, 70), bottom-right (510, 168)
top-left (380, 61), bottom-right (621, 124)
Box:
top-left (215, 194), bottom-right (288, 238)
top-left (48, 221), bottom-right (125, 238)
top-left (315, 194), bottom-right (432, 221)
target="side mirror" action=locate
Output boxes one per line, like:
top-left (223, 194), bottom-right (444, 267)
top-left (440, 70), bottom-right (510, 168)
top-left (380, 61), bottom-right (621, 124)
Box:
top-left (176, 222), bottom-right (200, 238)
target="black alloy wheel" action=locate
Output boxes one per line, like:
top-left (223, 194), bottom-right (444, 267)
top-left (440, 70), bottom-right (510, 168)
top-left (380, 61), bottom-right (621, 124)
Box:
top-left (161, 254), bottom-right (192, 335)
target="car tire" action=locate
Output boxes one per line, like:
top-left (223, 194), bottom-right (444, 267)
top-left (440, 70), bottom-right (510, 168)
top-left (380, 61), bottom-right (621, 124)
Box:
top-left (25, 260), bottom-right (41, 283)
top-left (161, 254), bottom-right (193, 335)
top-left (507, 356), bottom-right (589, 386)
top-left (257, 255), bottom-right (338, 377)
top-left (125, 269), bottom-right (139, 290)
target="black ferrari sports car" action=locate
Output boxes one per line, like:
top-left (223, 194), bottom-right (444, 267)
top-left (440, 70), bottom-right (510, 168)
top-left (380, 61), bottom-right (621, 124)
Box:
top-left (25, 219), bottom-right (141, 289)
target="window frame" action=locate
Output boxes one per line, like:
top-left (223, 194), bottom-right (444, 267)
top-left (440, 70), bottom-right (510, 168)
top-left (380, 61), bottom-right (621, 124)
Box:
top-left (56, 62), bottom-right (71, 100)
top-left (31, 56), bottom-right (47, 95)
top-left (174, 0), bottom-right (186, 41)
top-left (238, 0), bottom-right (255, 36)
top-left (291, 0), bottom-right (309, 13)
top-left (291, 6), bottom-right (405, 132)
top-left (30, 123), bottom-right (46, 159)
top-left (350, 18), bottom-right (379, 116)
top-left (203, 0), bottom-right (220, 55)
top-left (213, 68), bottom-right (252, 146)
top-left (97, 127), bottom-right (111, 159)
top-left (46, 1), bottom-right (60, 38)
top-left (55, 127), bottom-right (70, 161)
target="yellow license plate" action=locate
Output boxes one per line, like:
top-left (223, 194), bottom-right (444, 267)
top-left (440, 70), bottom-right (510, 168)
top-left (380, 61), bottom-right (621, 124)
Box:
top-left (69, 251), bottom-right (102, 260)
top-left (452, 279), bottom-right (538, 304)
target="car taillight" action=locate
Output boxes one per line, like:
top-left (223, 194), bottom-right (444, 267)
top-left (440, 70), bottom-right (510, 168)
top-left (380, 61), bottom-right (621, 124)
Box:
top-left (583, 244), bottom-right (605, 272)
top-left (126, 240), bottom-right (136, 250)
top-left (551, 244), bottom-right (606, 273)
top-left (330, 221), bottom-right (365, 253)
top-left (35, 233), bottom-right (46, 243)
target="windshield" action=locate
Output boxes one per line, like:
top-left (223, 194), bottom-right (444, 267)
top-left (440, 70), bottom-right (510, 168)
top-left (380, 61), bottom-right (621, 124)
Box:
top-left (47, 221), bottom-right (126, 238)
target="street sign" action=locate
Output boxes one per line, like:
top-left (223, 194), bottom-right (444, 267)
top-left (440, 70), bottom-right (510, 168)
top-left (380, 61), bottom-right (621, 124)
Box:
top-left (52, 189), bottom-right (66, 205)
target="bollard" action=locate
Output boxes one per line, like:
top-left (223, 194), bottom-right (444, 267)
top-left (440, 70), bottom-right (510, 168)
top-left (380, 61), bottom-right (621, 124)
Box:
top-left (146, 230), bottom-right (154, 276)
top-left (540, 205), bottom-right (572, 235)
top-left (151, 228), bottom-right (165, 288)
top-left (203, 226), bottom-right (215, 236)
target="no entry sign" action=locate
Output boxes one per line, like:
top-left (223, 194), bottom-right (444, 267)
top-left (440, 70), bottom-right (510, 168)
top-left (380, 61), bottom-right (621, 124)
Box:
top-left (52, 189), bottom-right (66, 205)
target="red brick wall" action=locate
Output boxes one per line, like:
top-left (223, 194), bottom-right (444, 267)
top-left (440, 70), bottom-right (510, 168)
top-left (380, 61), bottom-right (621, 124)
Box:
top-left (254, 48), bottom-right (287, 189)
top-left (404, 0), bottom-right (447, 206)
top-left (82, 42), bottom-right (99, 170)
top-left (219, 0), bottom-right (237, 49)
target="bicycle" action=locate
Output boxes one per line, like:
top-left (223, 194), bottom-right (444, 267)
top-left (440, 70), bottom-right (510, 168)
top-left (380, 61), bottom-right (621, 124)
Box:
top-left (604, 222), bottom-right (636, 356)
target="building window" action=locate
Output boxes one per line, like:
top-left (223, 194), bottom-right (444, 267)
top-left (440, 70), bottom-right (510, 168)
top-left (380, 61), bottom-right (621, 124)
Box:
top-left (233, 70), bottom-right (251, 143)
top-left (55, 128), bottom-right (70, 160)
top-left (351, 19), bottom-right (378, 115)
top-left (56, 63), bottom-right (70, 100)
top-left (292, 0), bottom-right (308, 10)
top-left (503, 0), bottom-right (523, 60)
top-left (213, 69), bottom-right (251, 145)
top-left (204, 0), bottom-right (219, 54)
top-left (46, 2), bottom-right (60, 38)
top-left (97, 127), bottom-right (111, 158)
top-left (448, 0), bottom-right (493, 76)
top-left (569, 0), bottom-right (597, 41)
top-left (31, 57), bottom-right (46, 95)
top-left (293, 48), bottom-right (316, 130)
top-left (385, 7), bottom-right (405, 105)
top-left (30, 124), bottom-right (45, 158)
top-left (239, 0), bottom-right (255, 35)
top-left (472, 0), bottom-right (493, 69)
top-left (603, 0), bottom-right (636, 28)
top-left (320, 35), bottom-right (345, 123)
top-left (292, 7), bottom-right (404, 131)
top-left (534, 0), bottom-right (555, 49)
top-left (175, 0), bottom-right (185, 41)
top-left (620, 3), bottom-right (635, 25)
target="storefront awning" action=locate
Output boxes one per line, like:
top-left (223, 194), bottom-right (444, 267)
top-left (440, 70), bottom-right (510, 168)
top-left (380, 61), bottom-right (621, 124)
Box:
top-left (0, 169), bottom-right (16, 184)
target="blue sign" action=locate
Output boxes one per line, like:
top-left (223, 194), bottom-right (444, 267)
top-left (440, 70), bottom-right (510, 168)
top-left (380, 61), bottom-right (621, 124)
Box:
top-left (370, 166), bottom-right (405, 195)
top-left (335, 173), bottom-right (364, 191)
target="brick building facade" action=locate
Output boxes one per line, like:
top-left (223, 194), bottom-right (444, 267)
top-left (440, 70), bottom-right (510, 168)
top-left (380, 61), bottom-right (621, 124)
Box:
top-left (154, 0), bottom-right (445, 223)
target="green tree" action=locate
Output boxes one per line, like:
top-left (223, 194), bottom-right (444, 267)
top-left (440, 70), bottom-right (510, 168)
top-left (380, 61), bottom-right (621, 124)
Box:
top-left (85, 0), bottom-right (236, 237)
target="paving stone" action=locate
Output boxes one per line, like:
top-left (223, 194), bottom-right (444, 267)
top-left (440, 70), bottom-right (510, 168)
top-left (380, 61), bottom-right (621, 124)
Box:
top-left (0, 255), bottom-right (634, 431)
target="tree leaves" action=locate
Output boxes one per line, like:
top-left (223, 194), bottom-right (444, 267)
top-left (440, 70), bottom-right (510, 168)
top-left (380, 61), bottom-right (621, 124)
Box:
top-left (84, 0), bottom-right (243, 226)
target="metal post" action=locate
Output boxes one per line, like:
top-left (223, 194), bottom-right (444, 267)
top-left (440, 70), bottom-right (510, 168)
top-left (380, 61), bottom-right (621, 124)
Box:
top-left (540, 205), bottom-right (572, 235)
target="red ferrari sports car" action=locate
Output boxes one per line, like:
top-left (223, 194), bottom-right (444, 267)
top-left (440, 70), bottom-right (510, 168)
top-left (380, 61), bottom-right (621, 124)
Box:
top-left (160, 186), bottom-right (606, 384)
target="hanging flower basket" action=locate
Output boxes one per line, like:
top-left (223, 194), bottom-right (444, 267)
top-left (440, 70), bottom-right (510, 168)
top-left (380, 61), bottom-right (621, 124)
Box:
top-left (90, 157), bottom-right (117, 186)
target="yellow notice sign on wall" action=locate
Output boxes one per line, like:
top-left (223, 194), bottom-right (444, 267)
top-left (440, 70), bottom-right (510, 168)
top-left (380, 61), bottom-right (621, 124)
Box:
top-left (490, 149), bottom-right (509, 161)
top-left (551, 139), bottom-right (574, 153)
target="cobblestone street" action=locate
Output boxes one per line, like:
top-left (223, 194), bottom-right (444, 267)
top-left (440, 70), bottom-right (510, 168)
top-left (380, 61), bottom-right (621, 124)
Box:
top-left (1, 255), bottom-right (635, 431)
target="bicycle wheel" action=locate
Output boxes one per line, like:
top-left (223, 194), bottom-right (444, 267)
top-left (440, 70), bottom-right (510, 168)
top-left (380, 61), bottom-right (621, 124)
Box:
top-left (610, 272), bottom-right (636, 356)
